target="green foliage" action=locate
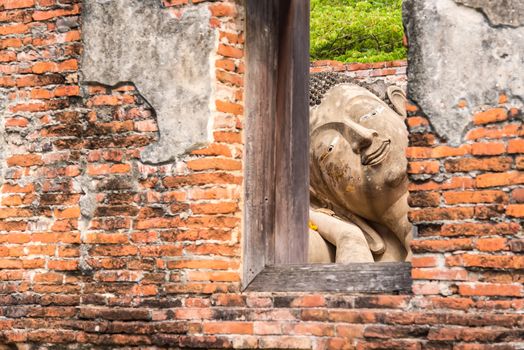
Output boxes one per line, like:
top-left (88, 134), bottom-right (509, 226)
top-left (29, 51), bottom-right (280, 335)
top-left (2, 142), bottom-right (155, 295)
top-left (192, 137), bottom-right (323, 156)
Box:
top-left (310, 0), bottom-right (406, 63)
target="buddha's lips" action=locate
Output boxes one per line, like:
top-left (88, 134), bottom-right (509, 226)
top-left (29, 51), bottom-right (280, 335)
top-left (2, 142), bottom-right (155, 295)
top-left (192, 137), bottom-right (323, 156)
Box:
top-left (361, 139), bottom-right (391, 166)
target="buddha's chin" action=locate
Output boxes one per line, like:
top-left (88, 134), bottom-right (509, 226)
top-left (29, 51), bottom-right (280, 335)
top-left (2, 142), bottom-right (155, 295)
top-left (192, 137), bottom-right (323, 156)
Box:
top-left (381, 159), bottom-right (407, 188)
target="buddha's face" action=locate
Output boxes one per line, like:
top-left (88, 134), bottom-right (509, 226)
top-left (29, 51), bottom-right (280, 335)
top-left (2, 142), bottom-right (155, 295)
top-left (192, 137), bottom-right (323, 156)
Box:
top-left (310, 84), bottom-right (408, 222)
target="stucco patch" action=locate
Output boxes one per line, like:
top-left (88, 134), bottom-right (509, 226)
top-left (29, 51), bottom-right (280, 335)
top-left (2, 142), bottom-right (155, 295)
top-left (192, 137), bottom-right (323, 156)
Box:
top-left (81, 0), bottom-right (216, 163)
top-left (454, 0), bottom-right (524, 27)
top-left (404, 0), bottom-right (524, 145)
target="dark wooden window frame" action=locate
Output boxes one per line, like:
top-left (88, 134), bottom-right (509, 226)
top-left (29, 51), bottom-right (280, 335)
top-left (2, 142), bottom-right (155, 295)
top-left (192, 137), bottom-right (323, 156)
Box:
top-left (243, 0), bottom-right (411, 293)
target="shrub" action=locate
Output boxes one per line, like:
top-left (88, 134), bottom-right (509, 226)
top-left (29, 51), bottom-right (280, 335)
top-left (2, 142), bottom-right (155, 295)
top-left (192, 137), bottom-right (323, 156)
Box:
top-left (310, 0), bottom-right (406, 63)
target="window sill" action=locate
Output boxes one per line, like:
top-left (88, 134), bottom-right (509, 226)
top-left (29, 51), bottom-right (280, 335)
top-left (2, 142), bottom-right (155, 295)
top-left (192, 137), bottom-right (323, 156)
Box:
top-left (245, 262), bottom-right (412, 294)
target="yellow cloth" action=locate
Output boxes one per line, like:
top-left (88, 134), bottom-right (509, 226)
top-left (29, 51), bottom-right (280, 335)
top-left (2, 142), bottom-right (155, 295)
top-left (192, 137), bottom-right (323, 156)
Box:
top-left (308, 220), bottom-right (318, 231)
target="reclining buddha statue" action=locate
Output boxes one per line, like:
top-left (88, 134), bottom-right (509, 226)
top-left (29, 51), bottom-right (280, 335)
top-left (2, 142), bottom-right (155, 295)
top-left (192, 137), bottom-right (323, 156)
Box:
top-left (307, 72), bottom-right (412, 263)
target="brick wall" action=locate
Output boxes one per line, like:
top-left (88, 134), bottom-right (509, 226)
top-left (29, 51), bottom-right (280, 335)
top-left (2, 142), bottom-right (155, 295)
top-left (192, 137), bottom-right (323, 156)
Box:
top-left (0, 1), bottom-right (522, 349)
top-left (311, 59), bottom-right (407, 89)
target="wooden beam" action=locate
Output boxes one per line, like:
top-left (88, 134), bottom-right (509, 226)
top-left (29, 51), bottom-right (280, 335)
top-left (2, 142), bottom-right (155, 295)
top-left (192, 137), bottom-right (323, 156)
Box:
top-left (272, 0), bottom-right (310, 265)
top-left (246, 262), bottom-right (412, 293)
top-left (242, 0), bottom-right (280, 288)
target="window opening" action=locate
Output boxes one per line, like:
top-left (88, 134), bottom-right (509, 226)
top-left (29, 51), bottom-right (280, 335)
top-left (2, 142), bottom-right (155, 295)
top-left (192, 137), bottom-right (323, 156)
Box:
top-left (243, 0), bottom-right (412, 293)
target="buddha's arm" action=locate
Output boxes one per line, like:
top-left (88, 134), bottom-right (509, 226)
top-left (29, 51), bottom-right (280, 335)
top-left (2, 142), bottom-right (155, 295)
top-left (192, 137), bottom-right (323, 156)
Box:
top-left (380, 192), bottom-right (413, 261)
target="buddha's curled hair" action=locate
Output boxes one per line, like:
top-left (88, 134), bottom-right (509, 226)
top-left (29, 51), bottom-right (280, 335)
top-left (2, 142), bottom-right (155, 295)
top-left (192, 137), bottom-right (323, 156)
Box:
top-left (309, 72), bottom-right (400, 110)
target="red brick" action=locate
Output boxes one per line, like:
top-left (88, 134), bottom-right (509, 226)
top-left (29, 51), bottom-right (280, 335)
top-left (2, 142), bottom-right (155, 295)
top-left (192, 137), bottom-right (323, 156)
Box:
top-left (217, 44), bottom-right (243, 58)
top-left (411, 238), bottom-right (473, 252)
top-left (63, 30), bottom-right (80, 42)
top-left (427, 297), bottom-right (474, 311)
top-left (54, 85), bottom-right (80, 97)
top-left (430, 145), bottom-right (471, 158)
top-left (0, 208), bottom-right (33, 219)
top-left (190, 201), bottom-right (238, 214)
top-left (473, 108), bottom-right (508, 125)
top-left (216, 69), bottom-right (243, 86)
top-left (216, 99), bottom-right (243, 115)
top-left (466, 123), bottom-right (521, 140)
top-left (187, 271), bottom-right (240, 282)
top-left (215, 59), bottom-right (236, 71)
top-left (1, 0), bottom-right (35, 9)
top-left (32, 5), bottom-right (80, 21)
top-left (134, 119), bottom-right (158, 132)
top-left (411, 256), bottom-right (439, 268)
top-left (284, 322), bottom-right (335, 337)
top-left (443, 190), bottom-right (508, 204)
top-left (0, 76), bottom-right (15, 87)
top-left (47, 260), bottom-right (78, 271)
top-left (517, 156), bottom-right (524, 169)
top-left (412, 268), bottom-right (468, 281)
top-left (6, 154), bottom-right (43, 167)
top-left (187, 157), bottom-right (241, 171)
top-left (139, 245), bottom-right (181, 257)
top-left (506, 204), bottom-right (524, 217)
top-left (253, 321), bottom-right (281, 335)
top-left (168, 259), bottom-right (238, 270)
top-left (184, 243), bottom-right (239, 257)
top-left (511, 188), bottom-right (524, 203)
top-left (192, 143), bottom-right (232, 157)
top-left (53, 207), bottom-right (80, 219)
top-left (471, 142), bottom-right (506, 155)
top-left (258, 336), bottom-right (311, 350)
top-left (163, 0), bottom-right (188, 6)
top-left (409, 177), bottom-right (475, 192)
top-left (5, 117), bottom-right (29, 128)
top-left (87, 163), bottom-right (131, 175)
top-left (408, 192), bottom-right (440, 207)
top-left (406, 116), bottom-right (429, 128)
top-left (407, 161), bottom-right (440, 174)
top-left (446, 254), bottom-right (524, 269)
top-left (0, 38), bottom-right (23, 49)
top-left (213, 131), bottom-right (242, 144)
top-left (440, 222), bottom-right (520, 236)
top-left (409, 207), bottom-right (475, 222)
top-left (290, 295), bottom-right (326, 308)
top-left (30, 88), bottom-right (54, 99)
top-left (85, 233), bottom-right (129, 244)
top-left (458, 283), bottom-right (522, 297)
top-left (475, 171), bottom-right (524, 188)
top-left (31, 62), bottom-right (56, 74)
top-left (475, 238), bottom-right (508, 252)
top-left (508, 138), bottom-right (524, 153)
top-left (211, 294), bottom-right (244, 307)
top-left (444, 157), bottom-right (512, 172)
top-left (209, 3), bottom-right (236, 17)
top-left (0, 24), bottom-right (29, 35)
top-left (219, 31), bottom-right (244, 45)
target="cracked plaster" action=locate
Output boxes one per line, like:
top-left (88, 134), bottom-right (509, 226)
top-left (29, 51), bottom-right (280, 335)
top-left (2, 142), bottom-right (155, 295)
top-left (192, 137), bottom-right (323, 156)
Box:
top-left (454, 0), bottom-right (524, 27)
top-left (404, 0), bottom-right (524, 145)
top-left (81, 0), bottom-right (217, 164)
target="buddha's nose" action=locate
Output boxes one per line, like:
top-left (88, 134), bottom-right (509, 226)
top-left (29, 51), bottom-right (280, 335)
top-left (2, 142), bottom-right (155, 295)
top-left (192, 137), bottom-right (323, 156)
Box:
top-left (342, 119), bottom-right (378, 154)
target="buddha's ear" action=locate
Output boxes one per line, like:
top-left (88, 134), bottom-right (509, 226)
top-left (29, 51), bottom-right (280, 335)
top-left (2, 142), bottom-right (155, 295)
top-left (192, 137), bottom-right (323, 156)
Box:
top-left (386, 86), bottom-right (407, 120)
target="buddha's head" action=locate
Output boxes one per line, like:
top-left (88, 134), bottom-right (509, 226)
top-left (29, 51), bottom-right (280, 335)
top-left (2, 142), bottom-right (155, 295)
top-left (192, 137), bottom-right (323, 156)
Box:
top-left (309, 74), bottom-right (409, 226)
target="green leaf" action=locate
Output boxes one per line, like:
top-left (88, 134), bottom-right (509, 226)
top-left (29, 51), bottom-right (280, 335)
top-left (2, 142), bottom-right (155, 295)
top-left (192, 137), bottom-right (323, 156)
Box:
top-left (310, 0), bottom-right (406, 63)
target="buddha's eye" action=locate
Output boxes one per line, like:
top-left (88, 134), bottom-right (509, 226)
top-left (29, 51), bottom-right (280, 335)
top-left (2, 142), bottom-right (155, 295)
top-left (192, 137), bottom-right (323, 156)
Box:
top-left (319, 140), bottom-right (337, 162)
top-left (360, 111), bottom-right (377, 122)
top-left (360, 106), bottom-right (384, 122)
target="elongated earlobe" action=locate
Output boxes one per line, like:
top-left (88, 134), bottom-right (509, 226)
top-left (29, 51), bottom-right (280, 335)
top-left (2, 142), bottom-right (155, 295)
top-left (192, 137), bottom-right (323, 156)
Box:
top-left (387, 86), bottom-right (407, 119)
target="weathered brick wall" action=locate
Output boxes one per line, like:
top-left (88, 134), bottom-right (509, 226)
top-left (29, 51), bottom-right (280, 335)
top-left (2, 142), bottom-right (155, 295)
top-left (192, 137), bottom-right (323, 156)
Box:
top-left (310, 59), bottom-right (407, 87)
top-left (0, 1), bottom-right (522, 349)
top-left (407, 102), bottom-right (523, 298)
